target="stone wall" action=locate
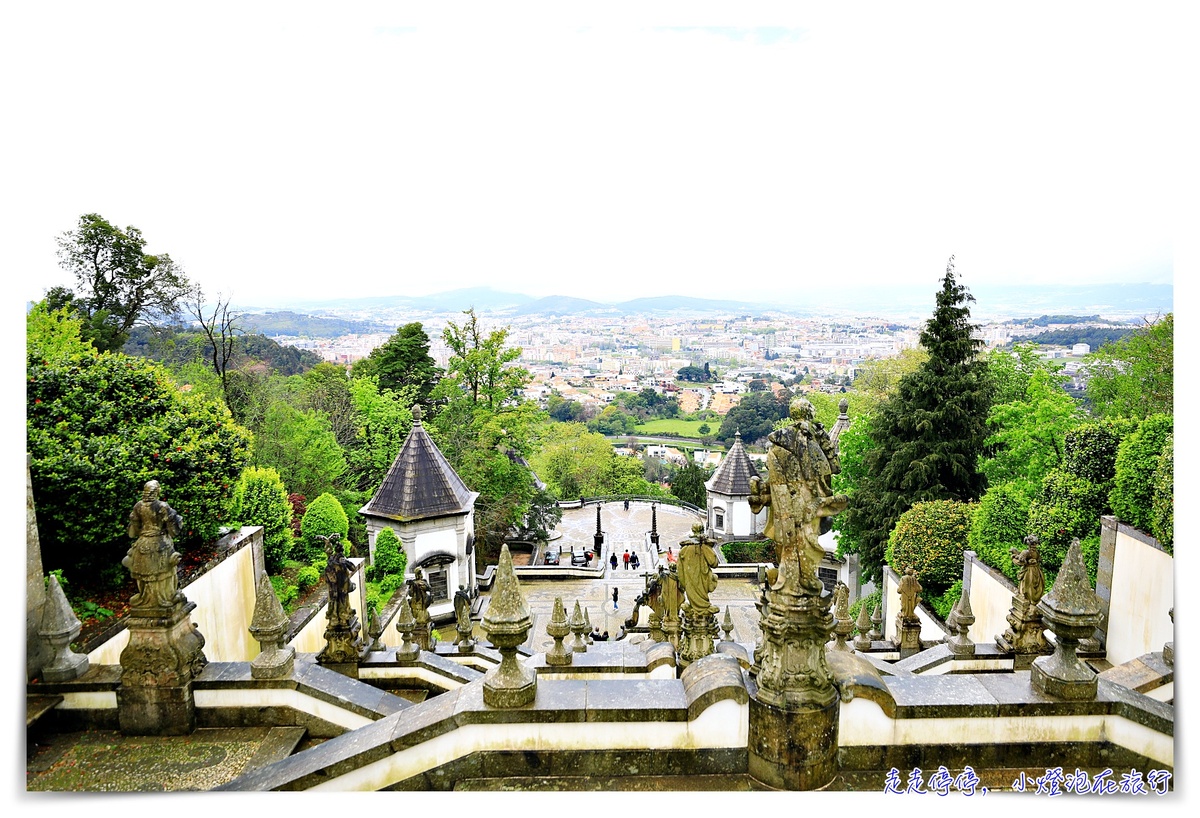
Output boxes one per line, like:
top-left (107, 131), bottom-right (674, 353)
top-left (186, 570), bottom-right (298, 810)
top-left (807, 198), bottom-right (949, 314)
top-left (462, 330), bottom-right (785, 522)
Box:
top-left (962, 551), bottom-right (1017, 646)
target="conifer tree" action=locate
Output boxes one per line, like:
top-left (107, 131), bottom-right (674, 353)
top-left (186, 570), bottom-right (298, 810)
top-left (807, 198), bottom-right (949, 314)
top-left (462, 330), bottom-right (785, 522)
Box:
top-left (840, 257), bottom-right (994, 584)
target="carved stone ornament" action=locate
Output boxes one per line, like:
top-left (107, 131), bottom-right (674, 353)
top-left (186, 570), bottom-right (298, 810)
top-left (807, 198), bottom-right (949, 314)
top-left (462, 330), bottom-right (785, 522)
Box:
top-left (1031, 539), bottom-right (1103, 700)
top-left (249, 570), bottom-right (295, 679)
top-left (545, 597), bottom-right (573, 666)
top-left (39, 573), bottom-right (89, 682)
top-left (481, 544), bottom-right (536, 708)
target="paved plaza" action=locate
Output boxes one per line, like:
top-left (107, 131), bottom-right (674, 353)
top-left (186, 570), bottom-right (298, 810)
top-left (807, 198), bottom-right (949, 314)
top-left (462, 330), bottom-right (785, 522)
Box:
top-left (511, 501), bottom-right (765, 651)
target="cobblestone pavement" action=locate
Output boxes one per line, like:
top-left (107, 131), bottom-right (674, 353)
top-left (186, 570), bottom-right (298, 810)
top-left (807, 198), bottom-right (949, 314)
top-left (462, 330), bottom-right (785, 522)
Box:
top-left (517, 501), bottom-right (763, 651)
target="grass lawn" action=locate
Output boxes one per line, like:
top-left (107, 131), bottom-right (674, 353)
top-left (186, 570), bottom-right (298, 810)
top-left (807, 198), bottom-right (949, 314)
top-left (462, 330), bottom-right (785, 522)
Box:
top-left (634, 418), bottom-right (712, 437)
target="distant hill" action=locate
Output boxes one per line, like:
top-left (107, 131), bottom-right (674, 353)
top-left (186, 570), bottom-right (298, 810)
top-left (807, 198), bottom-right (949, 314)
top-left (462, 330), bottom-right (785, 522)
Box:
top-left (277, 287), bottom-right (533, 314)
top-left (615, 295), bottom-right (768, 314)
top-left (514, 295), bottom-right (611, 315)
top-left (239, 311), bottom-right (390, 337)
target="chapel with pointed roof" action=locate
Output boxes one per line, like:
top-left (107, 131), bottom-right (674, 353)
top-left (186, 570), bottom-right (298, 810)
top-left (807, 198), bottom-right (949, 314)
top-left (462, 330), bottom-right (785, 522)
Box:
top-left (360, 405), bottom-right (479, 619)
top-left (704, 430), bottom-right (767, 540)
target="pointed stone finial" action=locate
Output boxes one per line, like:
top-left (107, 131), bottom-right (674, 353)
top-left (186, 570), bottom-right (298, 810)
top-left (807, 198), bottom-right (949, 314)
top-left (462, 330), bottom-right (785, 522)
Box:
top-left (853, 603), bottom-right (872, 652)
top-left (366, 603), bottom-right (385, 652)
top-left (249, 570), bottom-right (295, 678)
top-left (482, 544), bottom-right (536, 708)
top-left (948, 591), bottom-right (976, 657)
top-left (869, 604), bottom-right (883, 641)
top-left (831, 582), bottom-right (853, 652)
top-left (412, 404), bottom-right (423, 424)
top-left (38, 574), bottom-right (89, 682)
top-left (545, 597), bottom-right (573, 666)
top-left (395, 597), bottom-right (419, 663)
top-left (1031, 539), bottom-right (1103, 700)
top-left (570, 600), bottom-right (588, 652)
top-left (583, 606), bottom-right (593, 642)
top-left (721, 606), bottom-right (735, 641)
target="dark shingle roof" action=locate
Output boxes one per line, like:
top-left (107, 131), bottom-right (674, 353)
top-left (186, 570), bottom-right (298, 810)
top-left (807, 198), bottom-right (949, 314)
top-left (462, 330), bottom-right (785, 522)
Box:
top-left (706, 432), bottom-right (759, 496)
top-left (360, 411), bottom-right (477, 522)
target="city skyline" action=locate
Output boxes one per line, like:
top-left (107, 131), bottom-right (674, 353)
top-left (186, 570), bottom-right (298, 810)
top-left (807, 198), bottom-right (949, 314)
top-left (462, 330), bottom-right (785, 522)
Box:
top-left (5, 4), bottom-right (1182, 311)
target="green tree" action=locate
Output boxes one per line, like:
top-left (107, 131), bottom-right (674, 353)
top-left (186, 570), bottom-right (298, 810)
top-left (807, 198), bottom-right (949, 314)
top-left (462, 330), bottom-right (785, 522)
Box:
top-left (717, 390), bottom-right (790, 446)
top-left (344, 376), bottom-right (415, 491)
top-left (669, 461), bottom-right (710, 508)
top-left (979, 368), bottom-right (1085, 500)
top-left (233, 466), bottom-right (294, 572)
top-left (1028, 469), bottom-right (1108, 570)
top-left (839, 258), bottom-right (994, 583)
top-left (253, 403), bottom-right (348, 498)
top-left (587, 405), bottom-right (640, 436)
top-left (1085, 313), bottom-right (1172, 419)
top-left (53, 214), bottom-right (191, 351)
top-left (28, 310), bottom-right (251, 584)
top-left (352, 323), bottom-right (441, 409)
top-left (1151, 435), bottom-right (1173, 550)
top-left (519, 487), bottom-right (564, 542)
top-left (886, 500), bottom-right (975, 590)
top-left (441, 308), bottom-right (528, 411)
top-left (968, 482), bottom-right (1030, 583)
top-left (300, 362), bottom-right (356, 449)
top-left (988, 343), bottom-right (1056, 406)
top-left (853, 348), bottom-right (928, 403)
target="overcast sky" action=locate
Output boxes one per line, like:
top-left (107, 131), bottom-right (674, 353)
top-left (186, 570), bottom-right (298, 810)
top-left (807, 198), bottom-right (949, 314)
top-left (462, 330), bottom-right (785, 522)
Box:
top-left (3, 2), bottom-right (1190, 310)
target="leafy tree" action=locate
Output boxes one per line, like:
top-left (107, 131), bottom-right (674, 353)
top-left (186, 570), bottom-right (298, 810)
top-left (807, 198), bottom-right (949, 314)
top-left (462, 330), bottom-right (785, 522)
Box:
top-left (518, 487), bottom-right (564, 542)
top-left (186, 286), bottom-right (241, 407)
top-left (1151, 435), bottom-right (1173, 550)
top-left (830, 413), bottom-right (877, 559)
top-left (233, 466), bottom-right (294, 572)
top-left (979, 368), bottom-right (1085, 500)
top-left (28, 310), bottom-right (251, 584)
top-left (838, 258), bottom-right (994, 583)
top-left (587, 405), bottom-right (640, 435)
top-left (1085, 313), bottom-right (1173, 419)
top-left (41, 286), bottom-right (129, 353)
top-left (344, 376), bottom-right (415, 491)
top-left (1063, 418), bottom-right (1136, 487)
top-left (1028, 469), bottom-right (1108, 571)
top-left (299, 492), bottom-right (350, 561)
top-left (987, 343), bottom-right (1057, 406)
top-left (531, 422), bottom-right (625, 499)
top-left (366, 527), bottom-right (408, 598)
top-left (886, 500), bottom-right (975, 591)
top-left (852, 348), bottom-right (928, 403)
top-left (717, 390), bottom-right (790, 446)
top-left (441, 308), bottom-right (528, 411)
top-left (53, 214), bottom-right (191, 351)
top-left (547, 394), bottom-right (587, 422)
top-left (253, 403), bottom-right (348, 498)
top-left (1108, 414), bottom-right (1173, 535)
top-left (352, 322), bottom-right (441, 409)
top-left (677, 364), bottom-right (714, 383)
top-left (300, 362), bottom-right (357, 449)
top-left (669, 461), bottom-right (710, 508)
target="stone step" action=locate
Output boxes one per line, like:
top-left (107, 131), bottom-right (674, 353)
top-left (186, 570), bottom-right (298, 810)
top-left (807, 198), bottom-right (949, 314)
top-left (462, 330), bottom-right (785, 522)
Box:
top-left (243, 727), bottom-right (308, 772)
top-left (26, 695), bottom-right (63, 728)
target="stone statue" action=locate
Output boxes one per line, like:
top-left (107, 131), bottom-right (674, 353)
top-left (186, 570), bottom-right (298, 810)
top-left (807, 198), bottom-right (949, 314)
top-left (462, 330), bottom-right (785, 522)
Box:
top-left (678, 522), bottom-right (719, 613)
top-left (321, 534), bottom-right (356, 629)
top-left (899, 566), bottom-right (922, 621)
top-left (833, 582), bottom-right (850, 622)
top-left (454, 585), bottom-right (472, 646)
top-left (123, 480), bottom-right (185, 610)
top-left (1011, 534), bottom-right (1046, 605)
top-left (408, 569), bottom-right (432, 625)
top-left (748, 398), bottom-right (848, 595)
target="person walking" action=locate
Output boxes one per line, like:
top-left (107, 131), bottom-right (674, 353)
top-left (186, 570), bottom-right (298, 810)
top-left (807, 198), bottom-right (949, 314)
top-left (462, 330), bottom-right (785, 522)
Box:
top-left (610, 553), bottom-right (618, 570)
top-left (623, 550), bottom-right (630, 570)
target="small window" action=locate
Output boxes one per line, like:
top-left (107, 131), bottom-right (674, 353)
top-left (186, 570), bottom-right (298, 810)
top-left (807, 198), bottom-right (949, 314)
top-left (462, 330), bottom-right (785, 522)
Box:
top-left (714, 510), bottom-right (725, 531)
top-left (427, 569), bottom-right (449, 603)
top-left (817, 567), bottom-right (838, 594)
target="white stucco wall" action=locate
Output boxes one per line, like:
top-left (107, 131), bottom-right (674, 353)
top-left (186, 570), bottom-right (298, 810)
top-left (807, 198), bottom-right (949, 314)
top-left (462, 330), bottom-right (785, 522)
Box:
top-left (965, 557), bottom-right (1018, 646)
top-left (1106, 529), bottom-right (1173, 666)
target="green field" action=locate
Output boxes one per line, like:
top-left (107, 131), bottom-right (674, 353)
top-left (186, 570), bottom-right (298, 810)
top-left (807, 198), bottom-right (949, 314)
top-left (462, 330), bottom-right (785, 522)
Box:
top-left (634, 419), bottom-right (712, 437)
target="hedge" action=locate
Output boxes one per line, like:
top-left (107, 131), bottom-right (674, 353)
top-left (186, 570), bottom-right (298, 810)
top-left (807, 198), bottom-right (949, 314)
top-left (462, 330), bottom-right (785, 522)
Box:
top-left (885, 500), bottom-right (975, 591)
top-left (1109, 414), bottom-right (1173, 535)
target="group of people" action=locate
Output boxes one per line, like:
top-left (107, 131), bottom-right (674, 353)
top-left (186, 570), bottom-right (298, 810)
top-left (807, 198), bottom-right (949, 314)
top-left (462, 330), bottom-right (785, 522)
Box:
top-left (609, 549), bottom-right (640, 570)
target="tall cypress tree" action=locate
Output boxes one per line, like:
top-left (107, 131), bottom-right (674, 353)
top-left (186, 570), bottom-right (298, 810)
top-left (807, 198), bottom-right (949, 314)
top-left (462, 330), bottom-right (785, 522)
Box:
top-left (841, 257), bottom-right (994, 584)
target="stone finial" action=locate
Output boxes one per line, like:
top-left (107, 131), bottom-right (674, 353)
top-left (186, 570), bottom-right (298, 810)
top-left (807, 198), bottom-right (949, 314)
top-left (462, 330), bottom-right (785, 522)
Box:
top-left (394, 597), bottom-right (419, 663)
top-left (650, 503), bottom-right (659, 546)
top-left (570, 600), bottom-right (588, 652)
top-left (838, 398), bottom-right (848, 415)
top-left (947, 591), bottom-right (976, 658)
top-left (366, 603), bottom-right (385, 652)
top-left (721, 606), bottom-right (735, 641)
top-left (481, 544), bottom-right (536, 708)
top-left (831, 582), bottom-right (853, 652)
top-left (412, 404), bottom-right (423, 424)
top-left (38, 574), bottom-right (89, 682)
top-left (545, 597), bottom-right (573, 666)
top-left (853, 603), bottom-right (872, 652)
top-left (869, 604), bottom-right (883, 641)
top-left (1031, 539), bottom-right (1103, 700)
top-left (248, 570), bottom-right (295, 679)
top-left (583, 606), bottom-right (593, 642)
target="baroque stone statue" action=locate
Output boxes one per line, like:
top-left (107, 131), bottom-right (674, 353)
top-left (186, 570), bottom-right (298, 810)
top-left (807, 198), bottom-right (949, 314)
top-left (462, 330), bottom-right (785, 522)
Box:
top-left (1011, 534), bottom-right (1045, 605)
top-left (898, 566), bottom-right (922, 620)
top-left (749, 398), bottom-right (848, 595)
top-left (317, 533), bottom-right (362, 665)
top-left (678, 522), bottom-right (719, 613)
top-left (123, 480), bottom-right (185, 611)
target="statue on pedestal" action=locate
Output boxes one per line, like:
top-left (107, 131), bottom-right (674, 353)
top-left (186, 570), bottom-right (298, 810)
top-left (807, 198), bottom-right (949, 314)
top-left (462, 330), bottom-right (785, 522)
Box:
top-left (317, 533), bottom-right (362, 665)
top-left (679, 523), bottom-right (720, 664)
top-left (1012, 534), bottom-right (1045, 605)
top-left (123, 480), bottom-right (185, 611)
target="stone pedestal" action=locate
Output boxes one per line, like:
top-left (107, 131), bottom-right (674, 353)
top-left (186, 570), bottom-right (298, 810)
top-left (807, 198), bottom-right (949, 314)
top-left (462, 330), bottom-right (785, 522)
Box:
top-left (679, 605), bottom-right (718, 667)
top-left (997, 595), bottom-right (1052, 669)
top-left (896, 616), bottom-right (922, 659)
top-left (748, 692), bottom-right (840, 791)
top-left (117, 602), bottom-right (207, 736)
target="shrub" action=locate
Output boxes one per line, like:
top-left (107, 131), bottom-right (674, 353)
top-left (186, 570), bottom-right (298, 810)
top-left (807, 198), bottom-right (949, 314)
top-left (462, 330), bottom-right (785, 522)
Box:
top-left (297, 564), bottom-right (320, 590)
top-left (1027, 469), bottom-right (1107, 571)
top-left (1150, 435), bottom-right (1173, 552)
top-left (27, 346), bottom-right (252, 584)
top-left (299, 492), bottom-right (349, 561)
top-left (885, 500), bottom-right (975, 591)
top-left (1063, 418), bottom-right (1136, 486)
top-left (1109, 414), bottom-right (1173, 534)
top-left (968, 483), bottom-right (1030, 583)
top-left (848, 588), bottom-right (882, 626)
top-left (332, 488), bottom-right (370, 556)
top-left (368, 527), bottom-right (408, 582)
top-left (269, 575), bottom-right (299, 610)
top-left (926, 579), bottom-right (963, 621)
top-left (233, 466), bottom-right (294, 572)
top-left (720, 540), bottom-right (778, 564)
top-left (287, 493), bottom-right (307, 537)
top-left (1079, 534), bottom-right (1101, 587)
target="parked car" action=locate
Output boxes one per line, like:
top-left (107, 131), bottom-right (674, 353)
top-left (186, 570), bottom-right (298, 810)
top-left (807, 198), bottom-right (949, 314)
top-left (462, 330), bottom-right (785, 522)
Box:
top-left (544, 546), bottom-right (561, 565)
top-left (571, 548), bottom-right (590, 566)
